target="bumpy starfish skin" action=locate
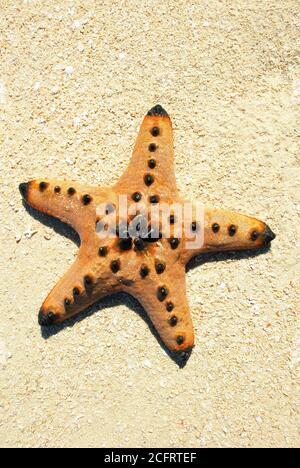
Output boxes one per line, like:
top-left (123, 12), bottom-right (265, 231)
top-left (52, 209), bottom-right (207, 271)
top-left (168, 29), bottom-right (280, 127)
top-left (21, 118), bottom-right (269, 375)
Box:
top-left (19, 105), bottom-right (275, 356)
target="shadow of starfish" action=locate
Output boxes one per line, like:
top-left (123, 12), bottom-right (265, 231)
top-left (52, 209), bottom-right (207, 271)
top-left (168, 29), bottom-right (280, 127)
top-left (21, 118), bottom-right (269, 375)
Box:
top-left (186, 243), bottom-right (271, 272)
top-left (40, 292), bottom-right (191, 368)
top-left (23, 201), bottom-right (80, 247)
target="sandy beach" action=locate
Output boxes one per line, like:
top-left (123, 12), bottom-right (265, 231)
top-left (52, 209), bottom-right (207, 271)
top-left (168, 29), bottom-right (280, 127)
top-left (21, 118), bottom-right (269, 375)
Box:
top-left (0, 0), bottom-right (299, 448)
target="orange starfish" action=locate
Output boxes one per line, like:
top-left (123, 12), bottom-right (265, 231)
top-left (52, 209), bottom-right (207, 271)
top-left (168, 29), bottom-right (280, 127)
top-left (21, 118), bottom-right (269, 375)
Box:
top-left (19, 105), bottom-right (275, 360)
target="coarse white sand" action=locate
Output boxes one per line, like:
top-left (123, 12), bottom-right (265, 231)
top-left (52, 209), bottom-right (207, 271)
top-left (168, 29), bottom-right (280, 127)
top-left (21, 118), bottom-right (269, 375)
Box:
top-left (0, 0), bottom-right (299, 448)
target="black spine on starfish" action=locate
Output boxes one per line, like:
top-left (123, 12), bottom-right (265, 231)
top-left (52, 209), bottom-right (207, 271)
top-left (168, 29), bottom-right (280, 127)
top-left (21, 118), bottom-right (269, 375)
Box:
top-left (147, 104), bottom-right (169, 116)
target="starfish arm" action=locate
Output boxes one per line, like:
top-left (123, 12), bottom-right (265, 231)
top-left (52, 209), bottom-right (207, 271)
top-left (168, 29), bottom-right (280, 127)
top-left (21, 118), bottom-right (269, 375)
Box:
top-left (115, 105), bottom-right (180, 202)
top-left (180, 205), bottom-right (276, 264)
top-left (129, 262), bottom-right (194, 354)
top-left (38, 242), bottom-right (122, 326)
top-left (19, 179), bottom-right (112, 240)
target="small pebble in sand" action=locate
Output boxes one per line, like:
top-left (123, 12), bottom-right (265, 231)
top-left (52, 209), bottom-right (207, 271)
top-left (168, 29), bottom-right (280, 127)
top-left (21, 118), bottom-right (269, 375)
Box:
top-left (0, 341), bottom-right (12, 365)
top-left (143, 359), bottom-right (152, 369)
top-left (65, 66), bottom-right (74, 75)
top-left (15, 233), bottom-right (22, 243)
top-left (32, 81), bottom-right (40, 91)
top-left (73, 117), bottom-right (81, 127)
top-left (51, 86), bottom-right (60, 95)
top-left (24, 228), bottom-right (38, 239)
top-left (73, 20), bottom-right (81, 29)
top-left (160, 378), bottom-right (167, 388)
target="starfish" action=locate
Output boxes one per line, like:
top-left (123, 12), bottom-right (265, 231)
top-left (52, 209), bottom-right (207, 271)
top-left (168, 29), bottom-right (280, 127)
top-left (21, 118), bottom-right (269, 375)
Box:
top-left (19, 104), bottom-right (275, 359)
